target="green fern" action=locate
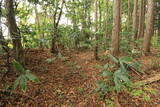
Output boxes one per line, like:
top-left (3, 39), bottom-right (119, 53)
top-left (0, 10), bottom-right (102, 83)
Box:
top-left (12, 60), bottom-right (39, 92)
top-left (99, 54), bottom-right (141, 93)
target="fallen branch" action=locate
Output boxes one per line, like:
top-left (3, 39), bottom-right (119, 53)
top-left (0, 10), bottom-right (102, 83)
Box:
top-left (129, 67), bottom-right (141, 76)
top-left (134, 73), bottom-right (160, 87)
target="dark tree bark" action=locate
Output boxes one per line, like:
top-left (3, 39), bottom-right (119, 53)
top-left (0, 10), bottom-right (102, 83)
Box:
top-left (94, 0), bottom-right (99, 60)
top-left (138, 0), bottom-right (145, 38)
top-left (143, 0), bottom-right (155, 53)
top-left (127, 0), bottom-right (131, 31)
top-left (158, 28), bottom-right (160, 37)
top-left (104, 0), bottom-right (109, 49)
top-left (51, 0), bottom-right (65, 54)
top-left (132, 0), bottom-right (139, 39)
top-left (111, 0), bottom-right (121, 56)
top-left (5, 0), bottom-right (24, 65)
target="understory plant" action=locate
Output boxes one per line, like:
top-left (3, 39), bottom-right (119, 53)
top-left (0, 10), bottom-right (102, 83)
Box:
top-left (96, 54), bottom-right (141, 98)
top-left (12, 60), bottom-right (39, 92)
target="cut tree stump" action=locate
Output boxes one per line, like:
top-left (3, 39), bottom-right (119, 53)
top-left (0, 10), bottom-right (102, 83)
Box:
top-left (134, 73), bottom-right (160, 87)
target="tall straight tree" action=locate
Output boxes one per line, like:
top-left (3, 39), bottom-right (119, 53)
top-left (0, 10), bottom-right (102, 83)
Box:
top-left (0, 0), bottom-right (8, 51)
top-left (138, 0), bottom-right (145, 38)
top-left (35, 3), bottom-right (43, 48)
top-left (5, 0), bottom-right (24, 65)
top-left (94, 0), bottom-right (99, 60)
top-left (104, 0), bottom-right (109, 47)
top-left (157, 2), bottom-right (160, 37)
top-left (111, 0), bottom-right (121, 56)
top-left (81, 0), bottom-right (92, 44)
top-left (132, 0), bottom-right (139, 39)
top-left (127, 0), bottom-right (132, 31)
top-left (143, 0), bottom-right (155, 53)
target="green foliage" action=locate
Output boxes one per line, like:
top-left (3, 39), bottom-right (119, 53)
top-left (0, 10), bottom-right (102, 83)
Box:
top-left (150, 59), bottom-right (160, 70)
top-left (97, 54), bottom-right (141, 96)
top-left (77, 87), bottom-right (86, 94)
top-left (57, 25), bottom-right (76, 49)
top-left (0, 69), bottom-right (8, 74)
top-left (143, 86), bottom-right (158, 96)
top-left (0, 47), bottom-right (5, 55)
top-left (28, 0), bottom-right (39, 4)
top-left (143, 94), bottom-right (151, 101)
top-left (105, 98), bottom-right (114, 107)
top-left (130, 86), bottom-right (158, 102)
top-left (93, 64), bottom-right (103, 69)
top-left (131, 89), bottom-right (144, 97)
top-left (12, 61), bottom-right (39, 92)
top-left (58, 53), bottom-right (67, 61)
top-left (120, 37), bottom-right (143, 57)
top-left (46, 57), bottom-right (56, 64)
top-left (67, 61), bottom-right (81, 69)
top-left (120, 36), bottom-right (132, 54)
top-left (96, 80), bottom-right (109, 98)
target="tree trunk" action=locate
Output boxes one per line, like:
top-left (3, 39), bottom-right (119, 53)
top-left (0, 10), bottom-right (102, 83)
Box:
top-left (51, 0), bottom-right (65, 54)
top-left (99, 0), bottom-right (102, 30)
top-left (143, 0), bottom-right (155, 53)
top-left (94, 0), bottom-right (99, 60)
top-left (51, 32), bottom-right (59, 54)
top-left (158, 28), bottom-right (160, 37)
top-left (105, 0), bottom-right (109, 48)
top-left (0, 1), bottom-right (8, 51)
top-left (132, 0), bottom-right (139, 39)
top-left (5, 0), bottom-right (24, 65)
top-left (111, 0), bottom-right (121, 56)
top-left (138, 0), bottom-right (145, 38)
top-left (82, 0), bottom-right (87, 40)
top-left (35, 4), bottom-right (43, 48)
top-left (127, 0), bottom-right (131, 32)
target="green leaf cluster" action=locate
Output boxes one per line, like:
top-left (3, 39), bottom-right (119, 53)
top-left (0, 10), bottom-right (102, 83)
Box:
top-left (99, 54), bottom-right (141, 93)
top-left (12, 61), bottom-right (39, 92)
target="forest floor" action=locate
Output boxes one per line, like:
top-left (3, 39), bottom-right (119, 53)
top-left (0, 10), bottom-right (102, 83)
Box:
top-left (0, 49), bottom-right (160, 107)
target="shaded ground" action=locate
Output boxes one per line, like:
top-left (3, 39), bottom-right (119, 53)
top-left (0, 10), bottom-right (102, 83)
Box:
top-left (0, 49), bottom-right (160, 107)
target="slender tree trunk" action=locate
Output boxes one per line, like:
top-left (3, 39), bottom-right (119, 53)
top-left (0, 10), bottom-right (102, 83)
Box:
top-left (111, 0), bottom-right (121, 56)
top-left (158, 28), bottom-right (160, 37)
top-left (0, 0), bottom-right (11, 76)
top-left (94, 0), bottom-right (99, 60)
top-left (51, 0), bottom-right (65, 54)
top-left (127, 0), bottom-right (131, 31)
top-left (105, 0), bottom-right (109, 48)
top-left (42, 9), bottom-right (47, 48)
top-left (35, 4), bottom-right (43, 48)
top-left (132, 0), bottom-right (139, 39)
top-left (0, 3), bottom-right (9, 53)
top-left (6, 0), bottom-right (24, 65)
top-left (82, 0), bottom-right (90, 44)
top-left (138, 0), bottom-right (145, 38)
top-left (86, 0), bottom-right (91, 44)
top-left (87, 1), bottom-right (91, 30)
top-left (99, 0), bottom-right (102, 30)
top-left (143, 0), bottom-right (155, 53)
top-left (71, 0), bottom-right (79, 48)
top-left (0, 0), bottom-right (8, 50)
